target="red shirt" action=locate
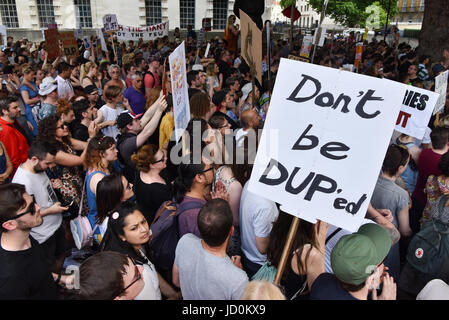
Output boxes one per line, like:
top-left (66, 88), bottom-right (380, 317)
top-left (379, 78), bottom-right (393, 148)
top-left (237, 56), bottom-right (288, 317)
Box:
top-left (412, 148), bottom-right (443, 205)
top-left (0, 118), bottom-right (29, 178)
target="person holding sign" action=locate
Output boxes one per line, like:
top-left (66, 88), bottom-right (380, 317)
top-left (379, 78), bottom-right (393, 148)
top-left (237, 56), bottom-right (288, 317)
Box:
top-left (310, 223), bottom-right (396, 300)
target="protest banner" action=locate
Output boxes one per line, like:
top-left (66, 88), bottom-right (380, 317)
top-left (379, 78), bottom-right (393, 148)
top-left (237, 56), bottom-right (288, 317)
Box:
top-left (59, 31), bottom-right (79, 58)
top-left (113, 22), bottom-right (169, 42)
top-left (354, 42), bottom-right (363, 69)
top-left (169, 41), bottom-right (190, 143)
top-left (300, 35), bottom-right (313, 58)
top-left (44, 28), bottom-right (60, 60)
top-left (240, 9), bottom-right (262, 86)
top-left (313, 27), bottom-right (326, 47)
top-left (434, 70), bottom-right (449, 115)
top-left (97, 29), bottom-right (108, 52)
top-left (0, 25), bottom-right (6, 47)
top-left (394, 84), bottom-right (439, 139)
top-left (248, 59), bottom-right (419, 233)
top-left (103, 14), bottom-right (118, 33)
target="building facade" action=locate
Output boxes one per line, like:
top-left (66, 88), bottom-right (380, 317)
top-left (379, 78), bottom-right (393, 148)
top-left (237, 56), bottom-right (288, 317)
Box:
top-left (393, 0), bottom-right (425, 29)
top-left (0, 0), bottom-right (272, 32)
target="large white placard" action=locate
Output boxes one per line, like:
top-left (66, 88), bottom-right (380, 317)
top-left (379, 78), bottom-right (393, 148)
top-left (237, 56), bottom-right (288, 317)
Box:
top-left (394, 84), bottom-right (439, 139)
top-left (113, 22), bottom-right (169, 42)
top-left (434, 70), bottom-right (449, 115)
top-left (248, 59), bottom-right (417, 232)
top-left (103, 14), bottom-right (118, 33)
top-left (169, 42), bottom-right (190, 142)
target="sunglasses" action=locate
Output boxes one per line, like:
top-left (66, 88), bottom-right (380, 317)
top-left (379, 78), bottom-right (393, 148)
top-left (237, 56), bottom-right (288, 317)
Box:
top-left (56, 123), bottom-right (68, 130)
top-left (152, 153), bottom-right (166, 164)
top-left (118, 256), bottom-right (142, 296)
top-left (200, 166), bottom-right (214, 174)
top-left (10, 195), bottom-right (37, 220)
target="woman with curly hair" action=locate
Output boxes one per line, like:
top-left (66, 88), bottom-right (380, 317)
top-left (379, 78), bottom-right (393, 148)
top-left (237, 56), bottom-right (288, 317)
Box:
top-left (36, 115), bottom-right (96, 218)
top-left (84, 135), bottom-right (118, 232)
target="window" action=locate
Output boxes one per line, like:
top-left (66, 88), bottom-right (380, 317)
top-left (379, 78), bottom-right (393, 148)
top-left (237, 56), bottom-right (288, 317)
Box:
top-left (213, 0), bottom-right (227, 30)
top-left (74, 0), bottom-right (92, 28)
top-left (36, 0), bottom-right (55, 28)
top-left (419, 0), bottom-right (425, 11)
top-left (180, 0), bottom-right (195, 29)
top-left (410, 0), bottom-right (416, 9)
top-left (145, 0), bottom-right (162, 25)
top-left (0, 0), bottom-right (19, 28)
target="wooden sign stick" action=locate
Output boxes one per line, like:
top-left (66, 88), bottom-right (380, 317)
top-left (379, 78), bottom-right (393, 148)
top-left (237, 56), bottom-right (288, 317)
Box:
top-left (274, 216), bottom-right (300, 285)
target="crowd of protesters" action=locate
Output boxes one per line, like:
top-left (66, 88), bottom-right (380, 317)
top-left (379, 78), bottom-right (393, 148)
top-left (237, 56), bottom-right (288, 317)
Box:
top-left (0, 15), bottom-right (449, 301)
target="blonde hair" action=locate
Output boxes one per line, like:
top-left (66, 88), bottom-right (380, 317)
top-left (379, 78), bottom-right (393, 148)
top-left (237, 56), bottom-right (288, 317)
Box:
top-left (224, 15), bottom-right (236, 38)
top-left (206, 62), bottom-right (216, 77)
top-left (80, 61), bottom-right (97, 84)
top-left (241, 281), bottom-right (286, 300)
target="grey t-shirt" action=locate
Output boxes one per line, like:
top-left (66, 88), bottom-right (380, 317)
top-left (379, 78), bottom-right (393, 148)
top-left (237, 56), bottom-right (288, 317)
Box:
top-left (174, 233), bottom-right (248, 300)
top-left (12, 166), bottom-right (62, 243)
top-left (370, 175), bottom-right (409, 229)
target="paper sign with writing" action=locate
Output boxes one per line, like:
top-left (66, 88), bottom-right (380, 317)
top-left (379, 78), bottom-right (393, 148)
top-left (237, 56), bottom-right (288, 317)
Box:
top-left (103, 14), bottom-right (118, 33)
top-left (394, 85), bottom-right (439, 139)
top-left (44, 29), bottom-right (60, 60)
top-left (169, 42), bottom-right (190, 142)
top-left (434, 70), bottom-right (449, 115)
top-left (240, 9), bottom-right (262, 85)
top-left (113, 22), bottom-right (169, 42)
top-left (248, 59), bottom-right (416, 232)
top-left (59, 31), bottom-right (79, 58)
top-left (97, 29), bottom-right (108, 52)
top-left (300, 35), bottom-right (313, 58)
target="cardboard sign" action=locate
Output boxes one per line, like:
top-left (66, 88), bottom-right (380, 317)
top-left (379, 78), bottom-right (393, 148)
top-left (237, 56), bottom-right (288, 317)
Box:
top-left (354, 42), bottom-right (363, 68)
top-left (248, 59), bottom-right (418, 232)
top-left (313, 27), bottom-right (326, 47)
top-left (240, 9), bottom-right (262, 85)
top-left (394, 86), bottom-right (439, 139)
top-left (103, 14), bottom-right (118, 33)
top-left (434, 70), bottom-right (449, 115)
top-left (300, 35), bottom-right (313, 58)
top-left (59, 31), bottom-right (79, 58)
top-left (44, 29), bottom-right (60, 60)
top-left (169, 42), bottom-right (191, 142)
top-left (113, 22), bottom-right (169, 41)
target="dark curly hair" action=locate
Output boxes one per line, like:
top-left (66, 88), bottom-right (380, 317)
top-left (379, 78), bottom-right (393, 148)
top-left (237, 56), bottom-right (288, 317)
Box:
top-left (37, 115), bottom-right (71, 150)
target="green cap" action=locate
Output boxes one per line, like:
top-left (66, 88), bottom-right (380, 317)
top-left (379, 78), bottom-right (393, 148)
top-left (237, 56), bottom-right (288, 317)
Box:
top-left (331, 223), bottom-right (391, 285)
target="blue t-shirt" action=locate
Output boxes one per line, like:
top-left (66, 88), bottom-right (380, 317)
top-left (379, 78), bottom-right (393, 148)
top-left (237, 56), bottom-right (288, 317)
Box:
top-left (310, 273), bottom-right (358, 300)
top-left (123, 86), bottom-right (146, 115)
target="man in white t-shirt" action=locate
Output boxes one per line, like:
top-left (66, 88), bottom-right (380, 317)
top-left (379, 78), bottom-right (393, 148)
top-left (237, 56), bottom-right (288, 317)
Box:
top-left (235, 109), bottom-right (260, 148)
top-left (56, 61), bottom-right (74, 100)
top-left (12, 140), bottom-right (69, 273)
top-left (239, 181), bottom-right (279, 279)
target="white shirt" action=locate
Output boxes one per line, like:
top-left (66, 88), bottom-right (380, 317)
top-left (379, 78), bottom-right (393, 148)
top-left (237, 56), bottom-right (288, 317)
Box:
top-left (239, 181), bottom-right (279, 265)
top-left (12, 166), bottom-right (62, 243)
top-left (99, 104), bottom-right (124, 141)
top-left (56, 75), bottom-right (74, 100)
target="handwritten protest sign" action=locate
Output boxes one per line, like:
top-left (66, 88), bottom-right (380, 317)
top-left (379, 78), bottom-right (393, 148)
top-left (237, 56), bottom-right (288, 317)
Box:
top-left (103, 14), bottom-right (118, 33)
top-left (44, 29), bottom-right (60, 60)
top-left (300, 35), bottom-right (313, 58)
top-left (59, 31), bottom-right (79, 58)
top-left (434, 70), bottom-right (449, 115)
top-left (113, 22), bottom-right (169, 42)
top-left (394, 85), bottom-right (439, 139)
top-left (240, 10), bottom-right (262, 85)
top-left (248, 59), bottom-right (417, 232)
top-left (169, 42), bottom-right (190, 142)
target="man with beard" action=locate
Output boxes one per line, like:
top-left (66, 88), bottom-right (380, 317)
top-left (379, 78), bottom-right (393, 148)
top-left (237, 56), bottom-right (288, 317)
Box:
top-left (0, 96), bottom-right (30, 178)
top-left (12, 140), bottom-right (69, 274)
top-left (0, 183), bottom-right (59, 299)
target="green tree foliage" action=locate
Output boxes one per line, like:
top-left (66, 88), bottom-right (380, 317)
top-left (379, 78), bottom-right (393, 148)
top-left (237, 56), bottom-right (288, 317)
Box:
top-left (280, 0), bottom-right (297, 10)
top-left (307, 0), bottom-right (398, 28)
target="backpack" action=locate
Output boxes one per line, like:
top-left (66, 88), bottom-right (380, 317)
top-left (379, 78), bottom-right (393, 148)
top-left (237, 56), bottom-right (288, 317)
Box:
top-left (148, 199), bottom-right (204, 274)
top-left (406, 195), bottom-right (449, 284)
top-left (143, 70), bottom-right (157, 89)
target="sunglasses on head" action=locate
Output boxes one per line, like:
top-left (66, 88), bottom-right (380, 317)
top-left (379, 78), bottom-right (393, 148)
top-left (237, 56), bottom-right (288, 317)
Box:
top-left (10, 195), bottom-right (37, 220)
top-left (152, 152), bottom-right (166, 164)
